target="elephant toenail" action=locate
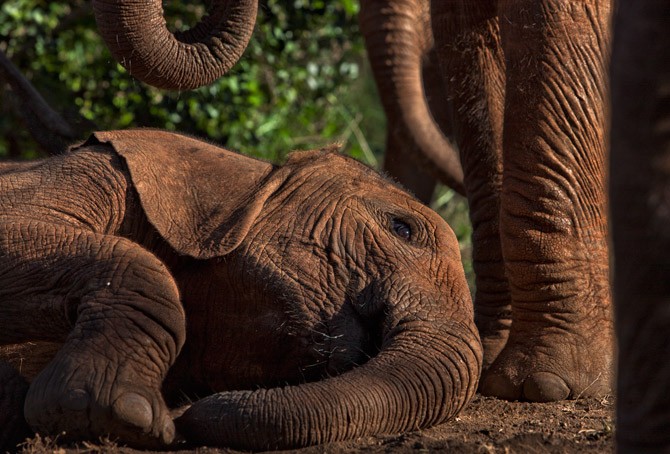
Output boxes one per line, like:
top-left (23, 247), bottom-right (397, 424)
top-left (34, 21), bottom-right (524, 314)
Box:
top-left (113, 392), bottom-right (153, 430)
top-left (161, 416), bottom-right (176, 445)
top-left (60, 388), bottom-right (90, 411)
top-left (523, 372), bottom-right (570, 402)
top-left (480, 373), bottom-right (521, 401)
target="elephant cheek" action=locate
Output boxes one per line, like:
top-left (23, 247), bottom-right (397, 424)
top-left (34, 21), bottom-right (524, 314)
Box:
top-left (197, 309), bottom-right (324, 391)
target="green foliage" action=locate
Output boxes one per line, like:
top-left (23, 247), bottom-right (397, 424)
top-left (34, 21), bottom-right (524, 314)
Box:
top-left (0, 0), bottom-right (383, 163)
top-left (0, 0), bottom-right (472, 287)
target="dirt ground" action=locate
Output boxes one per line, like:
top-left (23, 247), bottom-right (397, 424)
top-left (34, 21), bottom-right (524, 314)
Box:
top-left (19, 394), bottom-right (614, 454)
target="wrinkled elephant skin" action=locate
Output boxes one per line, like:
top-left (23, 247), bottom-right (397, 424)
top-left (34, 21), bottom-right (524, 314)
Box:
top-left (92, 0), bottom-right (258, 90)
top-left (360, 0), bottom-right (464, 201)
top-left (0, 130), bottom-right (481, 450)
top-left (429, 0), bottom-right (614, 402)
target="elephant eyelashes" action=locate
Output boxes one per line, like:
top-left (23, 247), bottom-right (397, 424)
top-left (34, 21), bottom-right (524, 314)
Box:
top-left (392, 219), bottom-right (412, 241)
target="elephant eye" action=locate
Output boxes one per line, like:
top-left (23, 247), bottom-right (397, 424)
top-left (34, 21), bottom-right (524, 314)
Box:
top-left (392, 219), bottom-right (412, 241)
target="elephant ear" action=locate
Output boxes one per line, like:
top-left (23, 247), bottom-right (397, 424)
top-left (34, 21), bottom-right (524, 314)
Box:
top-left (84, 130), bottom-right (284, 259)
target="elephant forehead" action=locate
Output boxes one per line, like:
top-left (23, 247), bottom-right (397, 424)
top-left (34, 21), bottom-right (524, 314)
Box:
top-left (279, 150), bottom-right (460, 248)
top-left (285, 151), bottom-right (409, 196)
top-left (287, 149), bottom-right (377, 177)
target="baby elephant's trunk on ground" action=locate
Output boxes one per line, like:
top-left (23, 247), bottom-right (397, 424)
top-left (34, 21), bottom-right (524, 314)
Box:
top-left (177, 318), bottom-right (482, 450)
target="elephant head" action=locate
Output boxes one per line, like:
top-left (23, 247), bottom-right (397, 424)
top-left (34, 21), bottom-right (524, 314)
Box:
top-left (91, 0), bottom-right (257, 90)
top-left (87, 130), bottom-right (482, 449)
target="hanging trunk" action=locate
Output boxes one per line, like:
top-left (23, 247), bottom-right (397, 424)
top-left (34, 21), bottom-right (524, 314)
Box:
top-left (360, 0), bottom-right (465, 195)
top-left (177, 316), bottom-right (481, 450)
top-left (91, 0), bottom-right (258, 90)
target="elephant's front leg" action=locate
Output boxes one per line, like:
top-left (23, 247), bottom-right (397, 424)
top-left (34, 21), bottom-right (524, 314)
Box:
top-left (0, 220), bottom-right (185, 447)
top-left (431, 0), bottom-right (511, 369)
top-left (482, 0), bottom-right (613, 401)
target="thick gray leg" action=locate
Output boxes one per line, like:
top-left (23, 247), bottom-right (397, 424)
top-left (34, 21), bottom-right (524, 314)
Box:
top-left (0, 220), bottom-right (185, 447)
top-left (431, 0), bottom-right (510, 370)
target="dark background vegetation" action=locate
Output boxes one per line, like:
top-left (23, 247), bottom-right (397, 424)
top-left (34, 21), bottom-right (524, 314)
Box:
top-left (0, 0), bottom-right (472, 284)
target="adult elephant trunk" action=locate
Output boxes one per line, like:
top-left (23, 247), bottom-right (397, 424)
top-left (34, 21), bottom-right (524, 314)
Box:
top-left (91, 0), bottom-right (257, 90)
top-left (177, 316), bottom-right (481, 449)
top-left (359, 0), bottom-right (465, 195)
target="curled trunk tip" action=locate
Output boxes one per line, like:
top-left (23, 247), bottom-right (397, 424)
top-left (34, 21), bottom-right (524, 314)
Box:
top-left (92, 0), bottom-right (258, 90)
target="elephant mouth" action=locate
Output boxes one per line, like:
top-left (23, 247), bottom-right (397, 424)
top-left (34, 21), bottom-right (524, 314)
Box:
top-left (311, 307), bottom-right (384, 378)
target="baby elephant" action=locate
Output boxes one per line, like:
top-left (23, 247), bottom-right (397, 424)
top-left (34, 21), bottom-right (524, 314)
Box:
top-left (0, 130), bottom-right (481, 450)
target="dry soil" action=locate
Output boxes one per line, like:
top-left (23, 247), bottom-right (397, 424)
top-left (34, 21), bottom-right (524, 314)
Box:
top-left (18, 394), bottom-right (614, 453)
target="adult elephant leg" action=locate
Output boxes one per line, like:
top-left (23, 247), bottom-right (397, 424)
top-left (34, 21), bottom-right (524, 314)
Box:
top-left (611, 0), bottom-right (670, 450)
top-left (482, 0), bottom-right (613, 401)
top-left (431, 0), bottom-right (510, 369)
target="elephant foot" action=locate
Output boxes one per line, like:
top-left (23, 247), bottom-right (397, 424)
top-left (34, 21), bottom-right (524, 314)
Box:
top-left (24, 347), bottom-right (175, 448)
top-left (478, 321), bottom-right (614, 402)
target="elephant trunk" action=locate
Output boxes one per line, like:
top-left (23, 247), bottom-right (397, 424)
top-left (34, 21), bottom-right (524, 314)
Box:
top-left (177, 318), bottom-right (481, 450)
top-left (91, 0), bottom-right (257, 90)
top-left (359, 0), bottom-right (465, 195)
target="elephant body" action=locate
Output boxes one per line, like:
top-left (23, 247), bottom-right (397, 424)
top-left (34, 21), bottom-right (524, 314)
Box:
top-left (0, 130), bottom-right (481, 449)
top-left (610, 0), bottom-right (670, 451)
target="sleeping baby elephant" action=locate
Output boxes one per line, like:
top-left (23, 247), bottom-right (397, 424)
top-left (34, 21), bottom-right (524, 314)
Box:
top-left (0, 129), bottom-right (481, 450)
